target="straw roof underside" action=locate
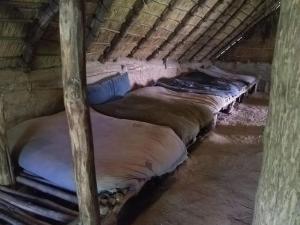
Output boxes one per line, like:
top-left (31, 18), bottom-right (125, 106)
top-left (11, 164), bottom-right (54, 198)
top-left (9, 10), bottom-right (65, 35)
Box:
top-left (0, 0), bottom-right (280, 70)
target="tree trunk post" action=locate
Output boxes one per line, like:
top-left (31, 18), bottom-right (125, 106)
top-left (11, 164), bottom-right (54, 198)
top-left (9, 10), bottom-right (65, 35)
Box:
top-left (0, 95), bottom-right (15, 186)
top-left (59, 1), bottom-right (100, 225)
top-left (252, 1), bottom-right (300, 225)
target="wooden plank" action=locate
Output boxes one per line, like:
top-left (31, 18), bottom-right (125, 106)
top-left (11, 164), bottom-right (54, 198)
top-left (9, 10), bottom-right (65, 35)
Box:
top-left (16, 175), bottom-right (78, 204)
top-left (59, 0), bottom-right (101, 225)
top-left (0, 199), bottom-right (52, 225)
top-left (0, 191), bottom-right (74, 222)
top-left (0, 95), bottom-right (15, 186)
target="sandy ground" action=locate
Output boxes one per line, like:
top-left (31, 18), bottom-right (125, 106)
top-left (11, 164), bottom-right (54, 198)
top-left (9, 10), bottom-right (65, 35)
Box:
top-left (120, 93), bottom-right (269, 225)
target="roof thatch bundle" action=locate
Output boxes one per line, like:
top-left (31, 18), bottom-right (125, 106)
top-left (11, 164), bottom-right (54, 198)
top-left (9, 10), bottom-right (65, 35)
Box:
top-left (0, 0), bottom-right (279, 71)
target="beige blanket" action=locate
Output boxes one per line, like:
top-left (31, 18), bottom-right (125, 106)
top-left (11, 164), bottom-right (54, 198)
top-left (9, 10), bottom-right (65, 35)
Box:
top-left (8, 109), bottom-right (187, 193)
top-left (94, 87), bottom-right (215, 145)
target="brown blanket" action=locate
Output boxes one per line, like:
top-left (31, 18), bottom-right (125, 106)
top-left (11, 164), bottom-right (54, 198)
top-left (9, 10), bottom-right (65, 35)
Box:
top-left (93, 87), bottom-right (214, 145)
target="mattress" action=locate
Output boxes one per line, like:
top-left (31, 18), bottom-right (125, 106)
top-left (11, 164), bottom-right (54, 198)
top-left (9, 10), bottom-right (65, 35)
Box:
top-left (157, 72), bottom-right (240, 98)
top-left (8, 109), bottom-right (187, 193)
top-left (93, 87), bottom-right (214, 145)
top-left (131, 86), bottom-right (232, 114)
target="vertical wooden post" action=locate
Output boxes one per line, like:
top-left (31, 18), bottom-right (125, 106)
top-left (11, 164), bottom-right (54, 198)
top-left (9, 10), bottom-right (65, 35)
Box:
top-left (59, 1), bottom-right (100, 225)
top-left (0, 95), bottom-right (15, 186)
top-left (252, 1), bottom-right (300, 225)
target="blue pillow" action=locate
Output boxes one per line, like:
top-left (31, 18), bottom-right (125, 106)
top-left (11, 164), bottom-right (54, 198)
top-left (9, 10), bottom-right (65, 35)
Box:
top-left (87, 72), bottom-right (130, 105)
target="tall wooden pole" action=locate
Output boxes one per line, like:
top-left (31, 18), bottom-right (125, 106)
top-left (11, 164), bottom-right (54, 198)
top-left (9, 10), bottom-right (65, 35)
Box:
top-left (59, 1), bottom-right (100, 225)
top-left (0, 95), bottom-right (15, 186)
top-left (252, 1), bottom-right (300, 225)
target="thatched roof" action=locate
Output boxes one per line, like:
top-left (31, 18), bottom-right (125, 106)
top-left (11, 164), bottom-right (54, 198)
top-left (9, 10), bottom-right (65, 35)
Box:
top-left (0, 0), bottom-right (280, 70)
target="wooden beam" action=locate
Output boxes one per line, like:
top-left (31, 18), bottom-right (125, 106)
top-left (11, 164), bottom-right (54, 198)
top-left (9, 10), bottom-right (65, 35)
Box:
top-left (146, 0), bottom-right (206, 61)
top-left (98, 0), bottom-right (151, 62)
top-left (16, 176), bottom-right (78, 204)
top-left (178, 0), bottom-right (235, 62)
top-left (86, 0), bottom-right (115, 49)
top-left (211, 1), bottom-right (279, 60)
top-left (0, 95), bottom-right (15, 186)
top-left (188, 0), bottom-right (247, 61)
top-left (252, 1), bottom-right (300, 224)
top-left (197, 0), bottom-right (265, 62)
top-left (59, 1), bottom-right (100, 225)
top-left (22, 0), bottom-right (59, 69)
top-left (162, 0), bottom-right (223, 60)
top-left (128, 0), bottom-right (179, 58)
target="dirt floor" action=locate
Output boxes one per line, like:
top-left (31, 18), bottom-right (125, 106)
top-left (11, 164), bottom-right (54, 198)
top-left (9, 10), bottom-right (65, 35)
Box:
top-left (120, 93), bottom-right (269, 225)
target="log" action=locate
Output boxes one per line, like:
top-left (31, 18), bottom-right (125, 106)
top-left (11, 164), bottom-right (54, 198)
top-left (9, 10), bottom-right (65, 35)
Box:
top-left (0, 95), bottom-right (15, 186)
top-left (0, 191), bottom-right (74, 222)
top-left (0, 186), bottom-right (78, 216)
top-left (0, 200), bottom-right (51, 225)
top-left (59, 0), bottom-right (101, 225)
top-left (16, 175), bottom-right (78, 204)
top-left (0, 208), bottom-right (25, 225)
top-left (252, 1), bottom-right (300, 225)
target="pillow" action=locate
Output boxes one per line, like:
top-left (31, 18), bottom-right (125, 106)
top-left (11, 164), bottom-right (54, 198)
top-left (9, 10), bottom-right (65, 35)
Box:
top-left (87, 72), bottom-right (130, 105)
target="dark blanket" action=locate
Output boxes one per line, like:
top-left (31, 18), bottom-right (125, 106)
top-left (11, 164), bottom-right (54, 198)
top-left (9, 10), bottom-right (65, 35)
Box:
top-left (157, 71), bottom-right (242, 97)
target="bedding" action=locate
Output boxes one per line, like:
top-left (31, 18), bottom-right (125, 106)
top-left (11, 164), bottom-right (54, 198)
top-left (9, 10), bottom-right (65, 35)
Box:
top-left (93, 86), bottom-right (215, 145)
top-left (8, 109), bottom-right (187, 193)
top-left (200, 65), bottom-right (256, 85)
top-left (87, 72), bottom-right (130, 105)
top-left (157, 71), bottom-right (240, 98)
top-left (130, 86), bottom-right (230, 114)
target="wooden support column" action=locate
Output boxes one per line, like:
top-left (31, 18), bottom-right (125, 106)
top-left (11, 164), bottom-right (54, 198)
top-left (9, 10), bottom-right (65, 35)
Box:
top-left (252, 1), bottom-right (299, 225)
top-left (59, 1), bottom-right (100, 225)
top-left (0, 95), bottom-right (15, 186)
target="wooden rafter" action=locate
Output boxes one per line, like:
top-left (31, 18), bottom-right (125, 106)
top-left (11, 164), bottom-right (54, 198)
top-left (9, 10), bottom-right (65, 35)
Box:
top-left (199, 0), bottom-right (266, 61)
top-left (99, 0), bottom-right (151, 62)
top-left (163, 0), bottom-right (223, 61)
top-left (146, 0), bottom-right (206, 61)
top-left (128, 0), bottom-right (179, 58)
top-left (212, 1), bottom-right (280, 60)
top-left (86, 0), bottom-right (115, 49)
top-left (188, 0), bottom-right (248, 62)
top-left (22, 0), bottom-right (59, 69)
top-left (178, 0), bottom-right (235, 62)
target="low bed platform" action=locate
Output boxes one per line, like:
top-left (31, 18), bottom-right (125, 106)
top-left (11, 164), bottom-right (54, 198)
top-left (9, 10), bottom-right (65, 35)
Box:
top-left (1, 110), bottom-right (188, 225)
